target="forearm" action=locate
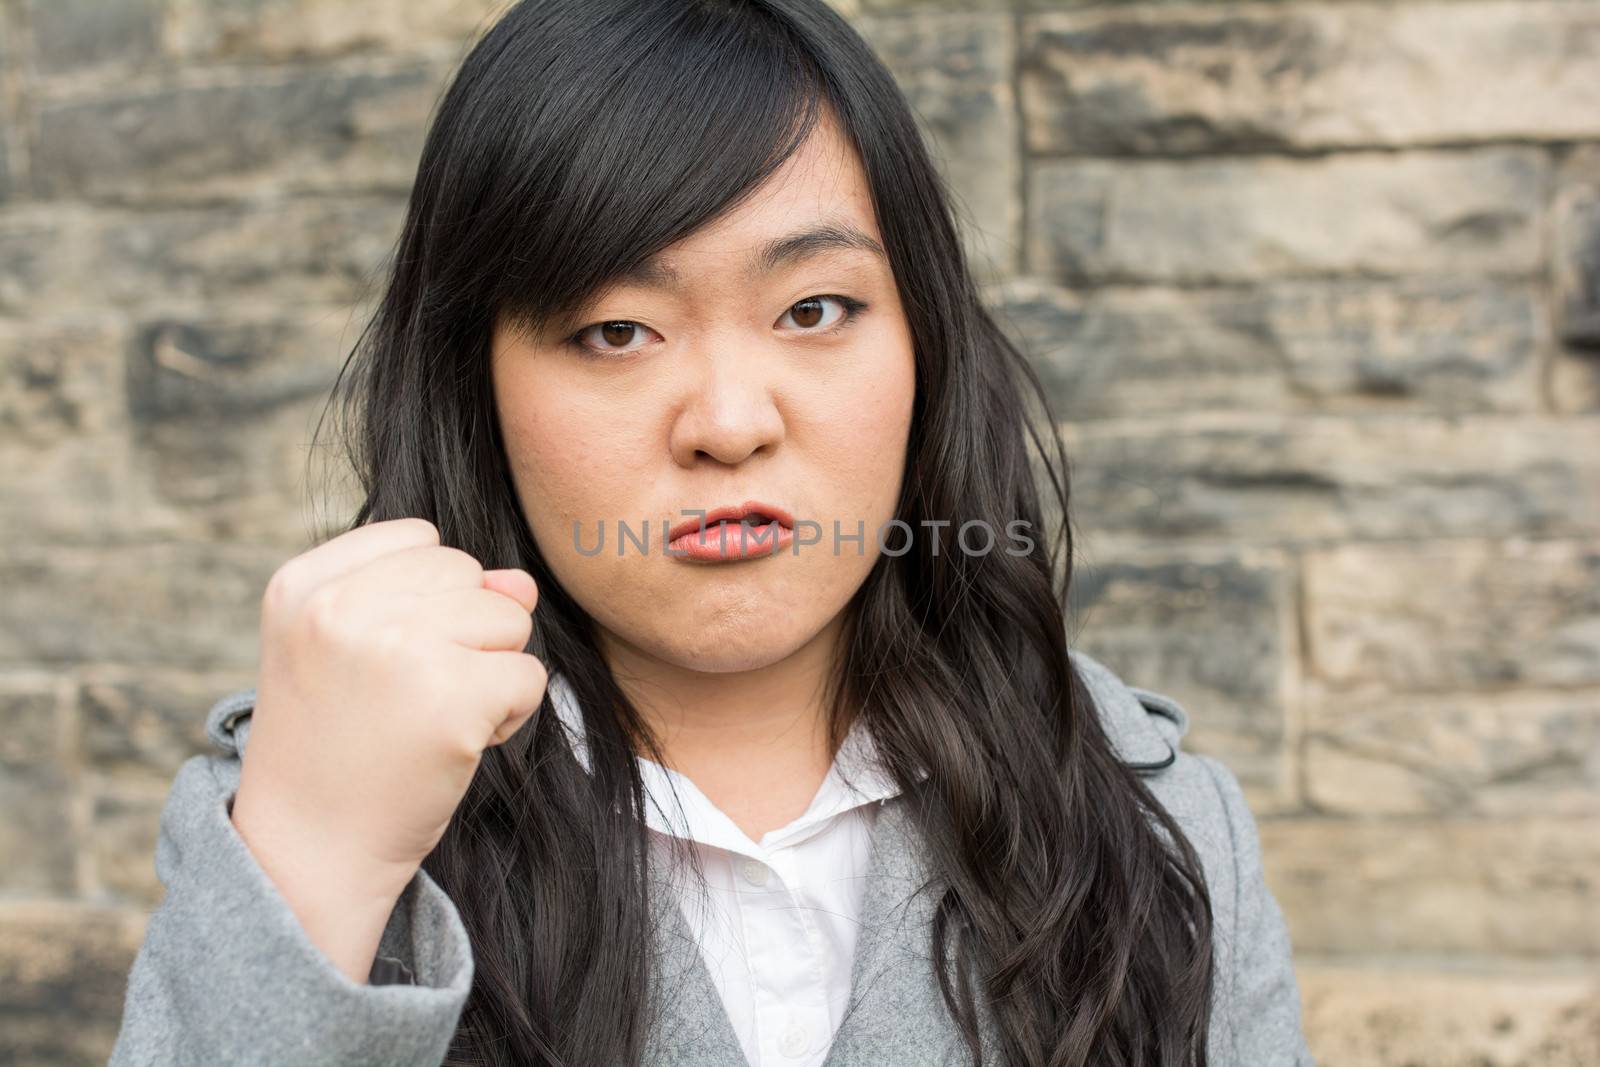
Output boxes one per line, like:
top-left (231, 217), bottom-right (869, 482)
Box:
top-left (228, 775), bottom-right (418, 986)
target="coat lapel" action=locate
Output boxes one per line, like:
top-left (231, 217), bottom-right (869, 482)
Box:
top-left (639, 791), bottom-right (1003, 1067)
top-left (820, 794), bottom-right (1004, 1066)
top-left (636, 648), bottom-right (1171, 1067)
top-left (640, 844), bottom-right (751, 1066)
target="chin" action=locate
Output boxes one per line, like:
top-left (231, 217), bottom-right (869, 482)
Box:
top-left (647, 621), bottom-right (820, 675)
top-left (583, 564), bottom-right (851, 673)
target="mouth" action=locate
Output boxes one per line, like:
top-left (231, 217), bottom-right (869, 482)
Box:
top-left (667, 500), bottom-right (795, 543)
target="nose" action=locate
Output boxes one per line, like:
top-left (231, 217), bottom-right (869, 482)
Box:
top-left (667, 343), bottom-right (786, 468)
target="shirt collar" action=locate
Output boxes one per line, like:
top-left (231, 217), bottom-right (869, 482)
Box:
top-left (546, 671), bottom-right (914, 859)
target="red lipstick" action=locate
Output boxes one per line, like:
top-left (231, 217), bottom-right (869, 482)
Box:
top-left (668, 500), bottom-right (795, 562)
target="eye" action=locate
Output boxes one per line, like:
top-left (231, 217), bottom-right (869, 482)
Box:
top-left (567, 320), bottom-right (660, 358)
top-left (779, 294), bottom-right (867, 334)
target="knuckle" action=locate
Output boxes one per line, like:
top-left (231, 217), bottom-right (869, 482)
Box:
top-left (369, 617), bottom-right (418, 658)
top-left (526, 653), bottom-right (549, 690)
top-left (260, 564), bottom-right (297, 620)
top-left (437, 544), bottom-right (484, 580)
top-left (300, 584), bottom-right (346, 639)
top-left (443, 724), bottom-right (484, 762)
top-left (506, 601), bottom-right (535, 647)
top-left (402, 516), bottom-right (441, 543)
top-left (516, 656), bottom-right (549, 707)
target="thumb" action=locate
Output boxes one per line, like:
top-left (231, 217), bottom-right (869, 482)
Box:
top-left (482, 568), bottom-right (539, 613)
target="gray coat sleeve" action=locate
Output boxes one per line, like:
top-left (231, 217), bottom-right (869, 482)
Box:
top-left (1196, 755), bottom-right (1317, 1066)
top-left (108, 700), bottom-right (474, 1067)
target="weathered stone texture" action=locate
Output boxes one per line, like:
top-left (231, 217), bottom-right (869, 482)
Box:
top-left (1029, 148), bottom-right (1548, 284)
top-left (0, 541), bottom-right (284, 668)
top-left (127, 313), bottom-right (348, 424)
top-left (31, 65), bottom-right (443, 201)
top-left (854, 14), bottom-right (1019, 280)
top-left (0, 313), bottom-right (361, 546)
top-left (989, 275), bottom-right (1543, 417)
top-left (1261, 816), bottom-right (1600, 955)
top-left (1299, 966), bottom-right (1600, 1067)
top-left (166, 0), bottom-right (505, 62)
top-left (0, 904), bottom-right (147, 1067)
top-left (0, 198), bottom-right (406, 314)
top-left (1555, 146), bottom-right (1600, 354)
top-left (0, 317), bottom-right (142, 544)
top-left (0, 679), bottom-right (76, 896)
top-left (1304, 539), bottom-right (1600, 690)
top-left (1068, 552), bottom-right (1297, 807)
top-left (1305, 684), bottom-right (1600, 817)
top-left (1059, 415), bottom-right (1600, 544)
top-left (76, 668), bottom-right (255, 906)
top-left (1021, 2), bottom-right (1600, 155)
top-left (28, 0), bottom-right (163, 73)
top-left (87, 783), bottom-right (169, 907)
top-left (78, 669), bottom-right (246, 782)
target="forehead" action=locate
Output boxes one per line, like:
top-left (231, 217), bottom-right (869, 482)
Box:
top-left (636, 113), bottom-right (883, 280)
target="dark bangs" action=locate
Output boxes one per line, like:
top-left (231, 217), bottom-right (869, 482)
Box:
top-left (416, 0), bottom-right (829, 343)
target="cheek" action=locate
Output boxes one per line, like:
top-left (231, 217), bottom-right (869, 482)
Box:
top-left (811, 331), bottom-right (916, 512)
top-left (495, 373), bottom-right (634, 549)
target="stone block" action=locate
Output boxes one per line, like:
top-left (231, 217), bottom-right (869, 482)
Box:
top-left (0, 314), bottom-right (360, 546)
top-left (1305, 684), bottom-right (1600, 816)
top-left (1067, 551), bottom-right (1295, 805)
top-left (78, 669), bottom-right (240, 781)
top-left (169, 0), bottom-right (504, 62)
top-left (1304, 539), bottom-right (1600, 691)
top-left (0, 318), bottom-right (136, 544)
top-left (88, 782), bottom-right (167, 907)
top-left (28, 0), bottom-right (162, 74)
top-left (1555, 147), bottom-right (1600, 352)
top-left (1021, 3), bottom-right (1600, 155)
top-left (126, 316), bottom-right (345, 423)
top-left (1262, 816), bottom-right (1600, 956)
top-left (0, 541), bottom-right (285, 669)
top-left (126, 391), bottom-right (363, 547)
top-left (988, 275), bottom-right (1542, 418)
top-left (1299, 965), bottom-right (1600, 1067)
top-left (31, 64), bottom-right (442, 201)
top-left (1027, 149), bottom-right (1548, 284)
top-left (0, 903), bottom-right (146, 1067)
top-left (854, 14), bottom-right (1019, 281)
top-left (0, 198), bottom-right (405, 315)
top-left (1059, 415), bottom-right (1600, 544)
top-left (0, 680), bottom-right (76, 896)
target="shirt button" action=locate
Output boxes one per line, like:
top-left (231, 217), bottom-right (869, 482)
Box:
top-left (739, 857), bottom-right (769, 886)
top-left (778, 1020), bottom-right (808, 1057)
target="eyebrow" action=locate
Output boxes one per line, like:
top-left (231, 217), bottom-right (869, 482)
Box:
top-left (619, 221), bottom-right (887, 291)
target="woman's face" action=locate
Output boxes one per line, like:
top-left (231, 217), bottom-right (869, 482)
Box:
top-left (490, 115), bottom-right (916, 676)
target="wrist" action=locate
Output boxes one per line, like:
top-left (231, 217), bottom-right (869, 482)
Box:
top-left (229, 785), bottom-right (417, 984)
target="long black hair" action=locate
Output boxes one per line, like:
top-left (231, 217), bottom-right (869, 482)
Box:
top-left (311, 1), bottom-right (1216, 1063)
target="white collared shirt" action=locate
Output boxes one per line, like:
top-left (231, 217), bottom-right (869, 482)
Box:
top-left (547, 673), bottom-right (905, 1067)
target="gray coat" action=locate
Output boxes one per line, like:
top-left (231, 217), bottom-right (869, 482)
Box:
top-left (108, 648), bottom-right (1316, 1066)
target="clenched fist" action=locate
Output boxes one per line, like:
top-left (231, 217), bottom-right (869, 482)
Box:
top-left (229, 517), bottom-right (548, 982)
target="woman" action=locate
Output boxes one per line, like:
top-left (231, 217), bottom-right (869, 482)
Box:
top-left (109, 1), bottom-right (1314, 1065)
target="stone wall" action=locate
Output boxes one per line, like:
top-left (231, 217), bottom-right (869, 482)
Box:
top-left (1, 1), bottom-right (1596, 1064)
